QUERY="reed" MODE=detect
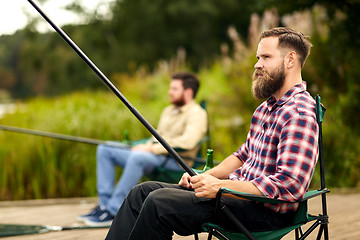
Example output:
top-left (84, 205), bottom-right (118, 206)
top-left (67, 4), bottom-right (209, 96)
top-left (0, 86), bottom-right (165, 200)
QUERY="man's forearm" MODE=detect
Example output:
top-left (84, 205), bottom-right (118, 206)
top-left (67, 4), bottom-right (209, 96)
top-left (205, 155), bottom-right (243, 179)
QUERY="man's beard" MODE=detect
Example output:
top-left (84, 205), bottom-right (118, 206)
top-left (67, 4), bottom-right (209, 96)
top-left (252, 63), bottom-right (285, 100)
top-left (171, 94), bottom-right (186, 107)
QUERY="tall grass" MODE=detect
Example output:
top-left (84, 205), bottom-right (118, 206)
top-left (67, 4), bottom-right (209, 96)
top-left (0, 73), bottom-right (170, 200)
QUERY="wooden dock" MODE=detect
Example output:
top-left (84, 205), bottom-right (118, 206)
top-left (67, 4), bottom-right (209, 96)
top-left (0, 192), bottom-right (359, 239)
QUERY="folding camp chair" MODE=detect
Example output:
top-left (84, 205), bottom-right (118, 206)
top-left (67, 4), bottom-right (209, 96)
top-left (129, 100), bottom-right (211, 183)
top-left (144, 100), bottom-right (211, 183)
top-left (197, 94), bottom-right (329, 240)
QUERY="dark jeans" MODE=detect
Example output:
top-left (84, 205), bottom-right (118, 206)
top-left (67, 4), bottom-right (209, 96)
top-left (105, 181), bottom-right (295, 240)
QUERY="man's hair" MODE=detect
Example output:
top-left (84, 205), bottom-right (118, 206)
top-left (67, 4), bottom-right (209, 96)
top-left (171, 72), bottom-right (200, 98)
top-left (260, 27), bottom-right (312, 67)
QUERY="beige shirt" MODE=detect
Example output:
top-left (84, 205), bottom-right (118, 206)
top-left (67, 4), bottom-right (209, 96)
top-left (148, 100), bottom-right (208, 165)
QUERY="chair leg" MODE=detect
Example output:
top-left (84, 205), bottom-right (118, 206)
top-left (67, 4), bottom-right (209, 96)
top-left (316, 224), bottom-right (329, 240)
top-left (194, 233), bottom-right (199, 240)
top-left (323, 224), bottom-right (329, 240)
top-left (207, 229), bottom-right (214, 240)
top-left (295, 228), bottom-right (299, 240)
top-left (316, 225), bottom-right (324, 240)
top-left (295, 226), bottom-right (304, 240)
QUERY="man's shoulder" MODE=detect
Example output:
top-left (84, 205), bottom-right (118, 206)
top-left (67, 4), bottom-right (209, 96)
top-left (292, 91), bottom-right (316, 115)
top-left (281, 91), bottom-right (316, 121)
top-left (182, 101), bottom-right (207, 112)
top-left (188, 102), bottom-right (208, 117)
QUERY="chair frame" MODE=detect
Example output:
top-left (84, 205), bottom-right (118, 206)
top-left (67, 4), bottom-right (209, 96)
top-left (199, 94), bottom-right (329, 240)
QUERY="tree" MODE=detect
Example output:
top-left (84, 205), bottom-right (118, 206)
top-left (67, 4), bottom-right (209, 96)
top-left (109, 0), bottom-right (254, 71)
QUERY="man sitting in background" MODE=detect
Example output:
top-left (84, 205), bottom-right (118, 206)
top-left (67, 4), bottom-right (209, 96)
top-left (78, 72), bottom-right (208, 227)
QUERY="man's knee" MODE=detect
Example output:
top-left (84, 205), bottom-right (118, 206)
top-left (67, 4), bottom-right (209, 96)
top-left (142, 186), bottom-right (187, 212)
top-left (129, 151), bottom-right (151, 163)
top-left (128, 152), bottom-right (159, 173)
top-left (142, 188), bottom-right (169, 212)
top-left (97, 144), bottom-right (111, 159)
top-left (131, 182), bottom-right (174, 199)
top-left (136, 181), bottom-right (164, 194)
top-left (124, 181), bottom-right (164, 206)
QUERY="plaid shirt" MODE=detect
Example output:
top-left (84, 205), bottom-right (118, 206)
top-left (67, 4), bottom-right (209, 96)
top-left (229, 81), bottom-right (319, 213)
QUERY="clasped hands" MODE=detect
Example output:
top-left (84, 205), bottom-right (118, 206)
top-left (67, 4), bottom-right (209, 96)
top-left (178, 172), bottom-right (221, 198)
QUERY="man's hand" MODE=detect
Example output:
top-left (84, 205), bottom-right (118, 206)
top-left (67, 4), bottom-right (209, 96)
top-left (190, 173), bottom-right (221, 198)
top-left (178, 172), bottom-right (192, 189)
top-left (178, 173), bottom-right (221, 198)
top-left (131, 144), bottom-right (152, 152)
top-left (179, 173), bottom-right (221, 198)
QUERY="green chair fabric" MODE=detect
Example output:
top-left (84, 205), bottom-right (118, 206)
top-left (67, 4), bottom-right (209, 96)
top-left (201, 188), bottom-right (328, 240)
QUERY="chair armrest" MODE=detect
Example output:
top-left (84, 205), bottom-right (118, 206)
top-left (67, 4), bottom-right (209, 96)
top-left (129, 138), bottom-right (150, 146)
top-left (303, 189), bottom-right (330, 201)
top-left (217, 188), bottom-right (330, 204)
top-left (218, 188), bottom-right (293, 204)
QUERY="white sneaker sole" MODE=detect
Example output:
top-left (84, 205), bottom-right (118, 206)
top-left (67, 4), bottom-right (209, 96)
top-left (84, 219), bottom-right (113, 227)
top-left (77, 216), bottom-right (91, 222)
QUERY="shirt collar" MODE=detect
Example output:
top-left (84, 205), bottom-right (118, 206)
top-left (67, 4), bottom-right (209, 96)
top-left (266, 81), bottom-right (307, 112)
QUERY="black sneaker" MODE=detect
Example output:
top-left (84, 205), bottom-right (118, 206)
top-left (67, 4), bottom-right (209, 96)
top-left (77, 205), bottom-right (104, 222)
top-left (84, 209), bottom-right (115, 227)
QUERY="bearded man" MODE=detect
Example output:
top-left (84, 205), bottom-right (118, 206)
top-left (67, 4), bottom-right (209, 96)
top-left (78, 72), bottom-right (208, 227)
top-left (106, 27), bottom-right (319, 240)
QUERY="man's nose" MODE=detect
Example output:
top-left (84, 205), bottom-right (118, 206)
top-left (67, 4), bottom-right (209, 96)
top-left (254, 60), bottom-right (262, 69)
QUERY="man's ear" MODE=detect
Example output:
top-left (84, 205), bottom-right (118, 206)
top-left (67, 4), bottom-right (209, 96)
top-left (286, 51), bottom-right (297, 69)
top-left (184, 88), bottom-right (194, 101)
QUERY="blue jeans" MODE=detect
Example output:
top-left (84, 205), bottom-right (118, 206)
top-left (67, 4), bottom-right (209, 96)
top-left (96, 144), bottom-right (183, 216)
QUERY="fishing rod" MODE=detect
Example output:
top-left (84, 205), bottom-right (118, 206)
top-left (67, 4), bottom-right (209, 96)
top-left (0, 124), bottom-right (216, 165)
top-left (27, 1), bottom-right (255, 238)
top-left (0, 124), bottom-right (128, 148)
top-left (0, 223), bottom-right (107, 237)
top-left (27, 0), bottom-right (195, 176)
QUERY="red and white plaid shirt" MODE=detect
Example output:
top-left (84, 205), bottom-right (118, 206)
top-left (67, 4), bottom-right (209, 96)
top-left (229, 81), bottom-right (319, 213)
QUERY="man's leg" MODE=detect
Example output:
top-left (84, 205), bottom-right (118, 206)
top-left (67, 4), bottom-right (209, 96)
top-left (96, 145), bottom-right (131, 208)
top-left (106, 181), bottom-right (215, 240)
top-left (162, 156), bottom-right (184, 171)
top-left (106, 181), bottom-right (297, 240)
top-left (105, 151), bottom-right (169, 216)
